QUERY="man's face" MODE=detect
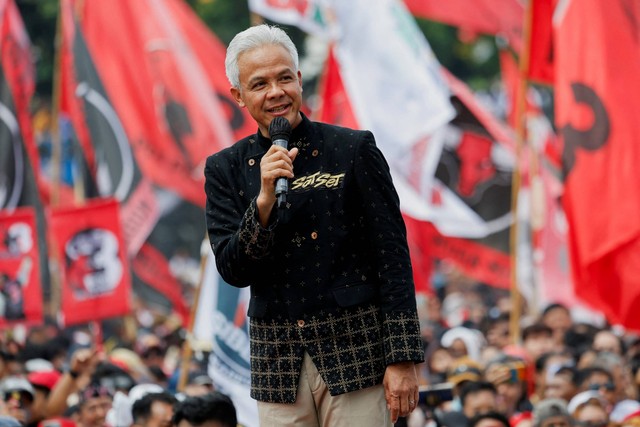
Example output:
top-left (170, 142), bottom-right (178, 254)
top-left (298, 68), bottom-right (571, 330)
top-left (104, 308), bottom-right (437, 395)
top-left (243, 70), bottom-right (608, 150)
top-left (143, 401), bottom-right (173, 427)
top-left (463, 390), bottom-right (497, 419)
top-left (230, 43), bottom-right (303, 137)
top-left (77, 396), bottom-right (112, 427)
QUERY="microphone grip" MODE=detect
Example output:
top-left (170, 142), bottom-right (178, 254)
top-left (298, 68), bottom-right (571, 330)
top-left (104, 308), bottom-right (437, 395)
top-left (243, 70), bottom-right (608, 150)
top-left (273, 138), bottom-right (288, 208)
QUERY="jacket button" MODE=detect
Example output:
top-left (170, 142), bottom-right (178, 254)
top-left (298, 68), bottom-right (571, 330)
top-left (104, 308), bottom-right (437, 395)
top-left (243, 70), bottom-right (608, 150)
top-left (312, 149), bottom-right (319, 157)
top-left (297, 319), bottom-right (305, 327)
top-left (311, 231), bottom-right (318, 239)
top-left (248, 159), bottom-right (255, 166)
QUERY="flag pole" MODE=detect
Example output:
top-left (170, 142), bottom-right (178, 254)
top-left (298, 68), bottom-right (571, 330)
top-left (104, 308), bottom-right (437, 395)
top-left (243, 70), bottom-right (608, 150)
top-left (508, 0), bottom-right (535, 345)
top-left (47, 2), bottom-right (65, 321)
top-left (176, 238), bottom-right (210, 392)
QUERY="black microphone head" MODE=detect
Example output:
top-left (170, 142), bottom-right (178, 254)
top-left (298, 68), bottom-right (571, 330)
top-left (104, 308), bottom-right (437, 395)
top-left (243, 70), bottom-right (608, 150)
top-left (269, 117), bottom-right (292, 141)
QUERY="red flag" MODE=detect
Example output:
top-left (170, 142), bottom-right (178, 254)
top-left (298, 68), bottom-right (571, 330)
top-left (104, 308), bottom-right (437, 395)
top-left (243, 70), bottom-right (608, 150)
top-left (0, 0), bottom-right (45, 209)
top-left (131, 243), bottom-right (189, 325)
top-left (58, 0), bottom-right (161, 257)
top-left (67, 0), bottom-right (254, 205)
top-left (313, 47), bottom-right (359, 129)
top-left (404, 0), bottom-right (524, 49)
top-left (527, 0), bottom-right (554, 84)
top-left (0, 208), bottom-right (43, 326)
top-left (50, 198), bottom-right (131, 325)
top-left (556, 0), bottom-right (640, 329)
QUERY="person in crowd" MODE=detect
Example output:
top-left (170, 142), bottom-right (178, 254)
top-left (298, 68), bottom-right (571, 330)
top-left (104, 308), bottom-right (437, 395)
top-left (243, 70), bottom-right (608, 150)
top-left (440, 326), bottom-right (486, 362)
top-left (0, 376), bottom-right (35, 426)
top-left (540, 304), bottom-right (573, 348)
top-left (422, 343), bottom-right (454, 385)
top-left (460, 381), bottom-right (499, 420)
top-left (610, 399), bottom-right (640, 426)
top-left (481, 312), bottom-right (511, 351)
top-left (27, 370), bottom-right (61, 427)
top-left (592, 329), bottom-right (624, 356)
top-left (575, 366), bottom-right (617, 412)
top-left (522, 324), bottom-right (555, 364)
top-left (568, 390), bottom-right (609, 426)
top-left (544, 366), bottom-right (578, 403)
top-left (484, 354), bottom-right (532, 421)
top-left (171, 392), bottom-right (237, 427)
top-left (447, 356), bottom-right (484, 405)
top-left (533, 350), bottom-right (575, 403)
top-left (531, 398), bottom-right (572, 427)
top-left (591, 351), bottom-right (637, 404)
top-left (182, 372), bottom-right (214, 398)
top-left (468, 411), bottom-right (511, 427)
top-left (71, 383), bottom-right (112, 427)
top-left (131, 392), bottom-right (176, 427)
top-left (204, 23), bottom-right (423, 426)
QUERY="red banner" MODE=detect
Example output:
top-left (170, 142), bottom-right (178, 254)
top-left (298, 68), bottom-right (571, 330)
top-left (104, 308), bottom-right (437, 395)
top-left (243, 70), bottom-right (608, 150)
top-left (527, 0), bottom-right (554, 84)
top-left (62, 0), bottom-right (255, 207)
top-left (50, 198), bottom-right (131, 325)
top-left (556, 0), bottom-right (640, 329)
top-left (404, 0), bottom-right (524, 49)
top-left (0, 208), bottom-right (43, 326)
top-left (0, 0), bottom-right (45, 209)
top-left (132, 243), bottom-right (189, 325)
top-left (313, 47), bottom-right (359, 130)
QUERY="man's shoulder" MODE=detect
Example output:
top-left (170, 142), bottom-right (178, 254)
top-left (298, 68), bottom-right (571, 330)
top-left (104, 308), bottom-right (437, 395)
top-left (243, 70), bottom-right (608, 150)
top-left (207, 134), bottom-right (257, 163)
top-left (312, 120), bottom-right (370, 138)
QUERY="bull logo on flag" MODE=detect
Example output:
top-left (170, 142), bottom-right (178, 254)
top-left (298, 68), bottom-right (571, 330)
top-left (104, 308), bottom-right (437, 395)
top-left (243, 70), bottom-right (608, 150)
top-left (64, 228), bottom-right (123, 300)
top-left (560, 82), bottom-right (610, 177)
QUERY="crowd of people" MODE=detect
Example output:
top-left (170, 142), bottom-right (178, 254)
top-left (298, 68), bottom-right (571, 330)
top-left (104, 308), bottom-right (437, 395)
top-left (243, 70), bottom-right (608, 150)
top-left (0, 314), bottom-right (238, 427)
top-left (1, 264), bottom-right (638, 427)
top-left (401, 265), bottom-right (640, 427)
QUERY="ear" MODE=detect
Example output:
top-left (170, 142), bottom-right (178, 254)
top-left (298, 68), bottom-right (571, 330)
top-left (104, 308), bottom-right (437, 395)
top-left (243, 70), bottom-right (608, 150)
top-left (230, 87), bottom-right (245, 108)
top-left (297, 70), bottom-right (303, 88)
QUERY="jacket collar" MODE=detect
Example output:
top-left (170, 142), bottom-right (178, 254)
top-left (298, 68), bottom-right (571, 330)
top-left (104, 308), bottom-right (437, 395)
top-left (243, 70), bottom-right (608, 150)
top-left (256, 112), bottom-right (313, 152)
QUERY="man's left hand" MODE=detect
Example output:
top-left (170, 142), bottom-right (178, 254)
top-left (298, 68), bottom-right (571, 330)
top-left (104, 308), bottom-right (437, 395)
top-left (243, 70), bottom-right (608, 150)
top-left (383, 361), bottom-right (419, 423)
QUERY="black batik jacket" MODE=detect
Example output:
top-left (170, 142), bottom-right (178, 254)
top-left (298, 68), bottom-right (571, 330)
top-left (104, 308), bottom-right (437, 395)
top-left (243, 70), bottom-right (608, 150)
top-left (205, 114), bottom-right (424, 403)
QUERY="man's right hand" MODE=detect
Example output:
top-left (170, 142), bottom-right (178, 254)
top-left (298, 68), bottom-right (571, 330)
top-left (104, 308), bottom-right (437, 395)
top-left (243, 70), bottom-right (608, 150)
top-left (256, 145), bottom-right (298, 226)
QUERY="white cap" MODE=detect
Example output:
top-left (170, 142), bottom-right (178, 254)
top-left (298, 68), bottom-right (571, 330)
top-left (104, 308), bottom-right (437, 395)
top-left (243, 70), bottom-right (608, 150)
top-left (567, 390), bottom-right (608, 415)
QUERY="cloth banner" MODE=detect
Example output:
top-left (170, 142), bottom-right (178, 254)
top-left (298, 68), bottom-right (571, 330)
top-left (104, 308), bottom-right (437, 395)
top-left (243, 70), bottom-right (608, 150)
top-left (0, 208), bottom-right (43, 326)
top-left (50, 198), bottom-right (131, 325)
top-left (555, 0), bottom-right (640, 329)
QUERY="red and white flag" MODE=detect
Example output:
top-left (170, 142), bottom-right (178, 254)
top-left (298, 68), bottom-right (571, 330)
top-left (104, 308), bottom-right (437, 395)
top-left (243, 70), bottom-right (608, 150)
top-left (49, 198), bottom-right (131, 326)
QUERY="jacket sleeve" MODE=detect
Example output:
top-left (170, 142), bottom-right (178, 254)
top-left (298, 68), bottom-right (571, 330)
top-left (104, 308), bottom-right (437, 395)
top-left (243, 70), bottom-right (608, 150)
top-left (204, 153), bottom-right (277, 287)
top-left (353, 131), bottom-right (424, 364)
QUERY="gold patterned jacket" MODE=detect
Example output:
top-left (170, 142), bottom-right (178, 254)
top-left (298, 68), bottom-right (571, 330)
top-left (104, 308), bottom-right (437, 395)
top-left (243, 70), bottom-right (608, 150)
top-left (205, 114), bottom-right (423, 403)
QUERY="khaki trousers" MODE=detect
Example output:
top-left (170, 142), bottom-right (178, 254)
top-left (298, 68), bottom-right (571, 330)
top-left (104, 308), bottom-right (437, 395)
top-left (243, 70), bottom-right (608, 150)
top-left (257, 352), bottom-right (392, 427)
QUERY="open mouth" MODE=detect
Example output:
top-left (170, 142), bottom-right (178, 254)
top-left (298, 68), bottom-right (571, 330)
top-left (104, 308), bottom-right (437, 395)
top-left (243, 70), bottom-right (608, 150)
top-left (269, 105), bottom-right (289, 114)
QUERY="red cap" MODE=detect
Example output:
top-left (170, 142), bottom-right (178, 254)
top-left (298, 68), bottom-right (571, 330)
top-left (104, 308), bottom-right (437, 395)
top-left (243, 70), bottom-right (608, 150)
top-left (28, 370), bottom-right (62, 391)
top-left (38, 417), bottom-right (76, 427)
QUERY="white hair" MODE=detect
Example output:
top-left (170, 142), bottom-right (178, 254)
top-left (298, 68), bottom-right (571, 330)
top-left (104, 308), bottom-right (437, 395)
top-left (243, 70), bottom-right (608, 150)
top-left (225, 24), bottom-right (299, 89)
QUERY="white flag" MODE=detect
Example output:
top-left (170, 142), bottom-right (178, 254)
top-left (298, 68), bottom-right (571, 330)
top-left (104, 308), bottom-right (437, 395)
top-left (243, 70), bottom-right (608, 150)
top-left (194, 246), bottom-right (258, 427)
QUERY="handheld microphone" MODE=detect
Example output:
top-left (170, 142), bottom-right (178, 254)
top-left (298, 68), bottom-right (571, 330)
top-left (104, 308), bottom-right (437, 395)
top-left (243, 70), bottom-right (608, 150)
top-left (268, 117), bottom-right (292, 208)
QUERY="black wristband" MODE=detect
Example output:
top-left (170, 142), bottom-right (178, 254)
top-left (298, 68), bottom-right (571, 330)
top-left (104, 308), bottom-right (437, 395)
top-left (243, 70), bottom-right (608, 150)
top-left (68, 370), bottom-right (80, 379)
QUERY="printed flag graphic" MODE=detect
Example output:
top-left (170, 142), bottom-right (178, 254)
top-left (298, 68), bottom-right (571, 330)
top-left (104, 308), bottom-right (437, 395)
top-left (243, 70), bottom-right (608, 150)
top-left (50, 198), bottom-right (131, 325)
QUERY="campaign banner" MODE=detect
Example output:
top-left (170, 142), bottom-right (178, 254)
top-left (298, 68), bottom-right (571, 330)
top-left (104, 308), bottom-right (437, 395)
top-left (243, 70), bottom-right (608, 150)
top-left (0, 207), bottom-right (43, 326)
top-left (49, 198), bottom-right (131, 325)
